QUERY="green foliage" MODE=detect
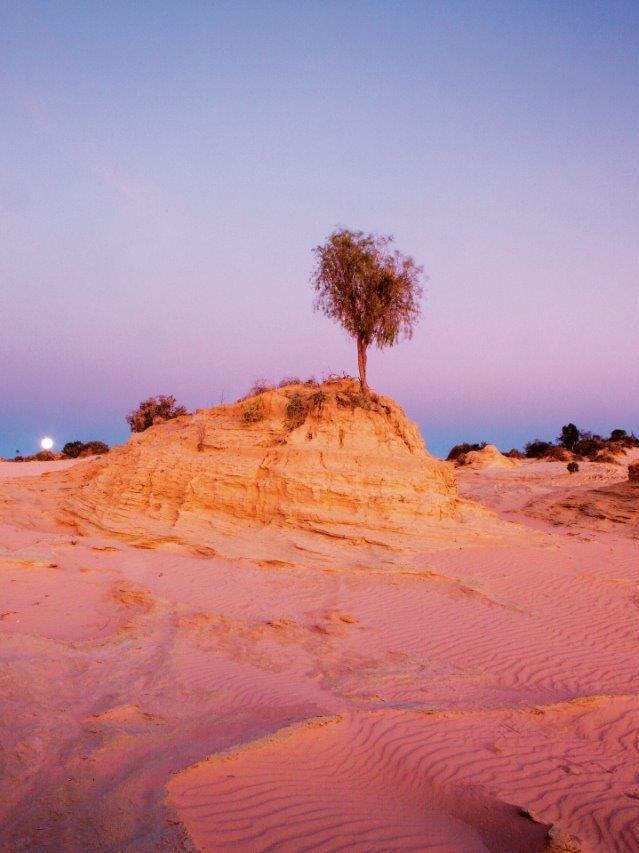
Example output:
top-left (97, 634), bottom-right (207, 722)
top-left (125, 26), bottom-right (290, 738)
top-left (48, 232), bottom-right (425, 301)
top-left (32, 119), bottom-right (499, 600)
top-left (312, 228), bottom-right (423, 388)
top-left (336, 387), bottom-right (373, 410)
top-left (558, 423), bottom-right (580, 450)
top-left (62, 441), bottom-right (84, 458)
top-left (524, 440), bottom-right (555, 459)
top-left (567, 461), bottom-right (579, 473)
top-left (610, 428), bottom-right (627, 442)
top-left (241, 399), bottom-right (264, 424)
top-left (127, 395), bottom-right (188, 433)
top-left (446, 442), bottom-right (487, 462)
top-left (285, 393), bottom-right (307, 428)
top-left (62, 440), bottom-right (109, 458)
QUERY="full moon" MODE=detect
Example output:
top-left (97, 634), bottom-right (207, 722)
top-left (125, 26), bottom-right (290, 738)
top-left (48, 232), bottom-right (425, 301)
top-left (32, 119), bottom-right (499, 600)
top-left (41, 437), bottom-right (54, 451)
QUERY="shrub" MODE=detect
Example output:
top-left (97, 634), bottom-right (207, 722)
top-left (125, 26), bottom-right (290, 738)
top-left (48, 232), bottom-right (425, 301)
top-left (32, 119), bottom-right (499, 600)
top-left (248, 378), bottom-right (272, 396)
top-left (572, 437), bottom-right (605, 459)
top-left (503, 448), bottom-right (523, 459)
top-left (524, 440), bottom-right (554, 459)
top-left (594, 451), bottom-right (618, 465)
top-left (544, 445), bottom-right (572, 461)
top-left (278, 376), bottom-right (302, 388)
top-left (610, 428), bottom-right (627, 442)
top-left (241, 399), bottom-right (264, 424)
top-left (308, 389), bottom-right (327, 412)
top-left (79, 441), bottom-right (109, 456)
top-left (34, 450), bottom-right (55, 462)
top-left (567, 461), bottom-right (579, 473)
top-left (285, 393), bottom-right (307, 428)
top-left (336, 388), bottom-right (372, 411)
top-left (446, 442), bottom-right (487, 462)
top-left (127, 395), bottom-right (187, 433)
top-left (62, 441), bottom-right (84, 458)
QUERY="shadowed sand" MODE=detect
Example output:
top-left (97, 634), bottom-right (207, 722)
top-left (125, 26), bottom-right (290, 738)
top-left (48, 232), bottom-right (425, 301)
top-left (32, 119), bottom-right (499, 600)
top-left (1, 398), bottom-right (638, 851)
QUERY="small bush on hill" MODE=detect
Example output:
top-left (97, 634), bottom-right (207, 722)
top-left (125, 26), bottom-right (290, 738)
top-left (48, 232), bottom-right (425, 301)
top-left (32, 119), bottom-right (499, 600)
top-left (79, 441), bottom-right (109, 456)
top-left (248, 378), bottom-right (272, 396)
top-left (127, 395), bottom-right (187, 433)
top-left (544, 445), bottom-right (572, 461)
top-left (567, 461), bottom-right (579, 473)
top-left (241, 398), bottom-right (264, 424)
top-left (62, 441), bottom-right (84, 458)
top-left (503, 448), bottom-right (523, 459)
top-left (572, 437), bottom-right (605, 459)
top-left (278, 376), bottom-right (302, 388)
top-left (336, 387), bottom-right (373, 411)
top-left (524, 440), bottom-right (554, 459)
top-left (285, 393), bottom-right (307, 428)
top-left (446, 442), bottom-right (487, 462)
top-left (63, 440), bottom-right (109, 457)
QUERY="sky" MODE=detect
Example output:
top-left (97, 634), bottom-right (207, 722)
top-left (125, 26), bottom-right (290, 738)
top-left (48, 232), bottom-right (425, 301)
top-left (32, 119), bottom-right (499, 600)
top-left (1, 0), bottom-right (638, 458)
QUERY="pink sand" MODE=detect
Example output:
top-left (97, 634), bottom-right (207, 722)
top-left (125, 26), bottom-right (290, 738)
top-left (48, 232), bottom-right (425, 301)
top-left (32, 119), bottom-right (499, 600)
top-left (1, 457), bottom-right (638, 850)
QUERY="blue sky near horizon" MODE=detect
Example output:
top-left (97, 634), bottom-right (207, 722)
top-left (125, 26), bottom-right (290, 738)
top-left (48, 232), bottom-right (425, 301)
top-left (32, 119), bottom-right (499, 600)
top-left (1, 1), bottom-right (638, 459)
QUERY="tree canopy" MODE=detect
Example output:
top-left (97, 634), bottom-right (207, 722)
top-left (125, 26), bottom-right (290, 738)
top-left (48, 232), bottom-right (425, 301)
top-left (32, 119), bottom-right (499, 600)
top-left (312, 228), bottom-right (423, 390)
top-left (126, 395), bottom-right (188, 433)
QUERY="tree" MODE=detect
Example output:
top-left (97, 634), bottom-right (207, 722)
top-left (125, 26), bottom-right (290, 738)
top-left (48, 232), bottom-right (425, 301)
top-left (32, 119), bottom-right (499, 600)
top-left (126, 395), bottom-right (187, 433)
top-left (558, 423), bottom-right (580, 450)
top-left (610, 428), bottom-right (627, 442)
top-left (62, 441), bottom-right (84, 458)
top-left (312, 228), bottom-right (423, 392)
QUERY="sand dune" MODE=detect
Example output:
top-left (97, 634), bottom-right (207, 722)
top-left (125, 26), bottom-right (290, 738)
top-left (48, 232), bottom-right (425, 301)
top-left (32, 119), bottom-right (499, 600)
top-left (1, 416), bottom-right (638, 851)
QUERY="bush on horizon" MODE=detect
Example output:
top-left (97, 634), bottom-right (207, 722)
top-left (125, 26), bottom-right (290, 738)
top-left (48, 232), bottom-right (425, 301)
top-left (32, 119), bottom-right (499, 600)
top-left (524, 439), bottom-right (555, 459)
top-left (127, 395), bottom-right (188, 433)
top-left (446, 442), bottom-right (487, 462)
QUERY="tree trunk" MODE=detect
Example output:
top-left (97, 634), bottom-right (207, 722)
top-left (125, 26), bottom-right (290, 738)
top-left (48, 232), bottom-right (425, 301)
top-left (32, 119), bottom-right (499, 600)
top-left (357, 336), bottom-right (368, 393)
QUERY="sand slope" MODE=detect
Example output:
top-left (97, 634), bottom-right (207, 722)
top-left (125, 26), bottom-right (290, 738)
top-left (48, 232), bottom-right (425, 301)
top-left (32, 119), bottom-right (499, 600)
top-left (1, 431), bottom-right (638, 850)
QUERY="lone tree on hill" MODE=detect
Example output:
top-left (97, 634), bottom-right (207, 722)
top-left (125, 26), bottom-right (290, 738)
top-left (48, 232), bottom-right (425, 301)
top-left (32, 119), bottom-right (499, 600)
top-left (126, 395), bottom-right (187, 433)
top-left (558, 423), bottom-right (580, 450)
top-left (312, 228), bottom-right (423, 392)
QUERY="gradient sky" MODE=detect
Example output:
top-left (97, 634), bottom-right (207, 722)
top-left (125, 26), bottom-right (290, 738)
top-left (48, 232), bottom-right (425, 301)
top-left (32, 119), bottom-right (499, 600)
top-left (1, 1), bottom-right (638, 459)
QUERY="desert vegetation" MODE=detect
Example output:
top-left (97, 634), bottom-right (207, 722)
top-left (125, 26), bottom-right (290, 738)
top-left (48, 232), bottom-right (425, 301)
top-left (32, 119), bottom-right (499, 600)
top-left (62, 440), bottom-right (109, 458)
top-left (448, 424), bottom-right (638, 465)
top-left (126, 395), bottom-right (188, 433)
top-left (447, 442), bottom-right (487, 462)
top-left (312, 228), bottom-right (423, 392)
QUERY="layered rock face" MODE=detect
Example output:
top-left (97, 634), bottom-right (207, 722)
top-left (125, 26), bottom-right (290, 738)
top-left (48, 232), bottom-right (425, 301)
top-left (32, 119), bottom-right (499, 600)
top-left (64, 381), bottom-right (459, 547)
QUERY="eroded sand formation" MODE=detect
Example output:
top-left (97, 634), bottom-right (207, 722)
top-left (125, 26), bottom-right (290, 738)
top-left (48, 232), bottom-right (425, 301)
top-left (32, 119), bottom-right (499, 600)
top-left (1, 391), bottom-right (639, 851)
top-left (454, 443), bottom-right (519, 469)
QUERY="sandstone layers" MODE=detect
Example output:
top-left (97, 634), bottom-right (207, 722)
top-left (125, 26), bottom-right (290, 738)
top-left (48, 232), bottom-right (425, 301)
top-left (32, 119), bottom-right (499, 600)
top-left (62, 381), bottom-right (461, 552)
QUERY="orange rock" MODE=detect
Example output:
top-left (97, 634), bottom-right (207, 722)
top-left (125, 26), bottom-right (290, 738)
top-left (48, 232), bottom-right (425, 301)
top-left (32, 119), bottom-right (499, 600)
top-left (63, 380), bottom-right (460, 548)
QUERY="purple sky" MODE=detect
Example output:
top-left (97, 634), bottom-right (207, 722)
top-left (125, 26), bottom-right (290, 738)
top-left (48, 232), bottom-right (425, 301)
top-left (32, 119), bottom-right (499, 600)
top-left (2, 1), bottom-right (638, 458)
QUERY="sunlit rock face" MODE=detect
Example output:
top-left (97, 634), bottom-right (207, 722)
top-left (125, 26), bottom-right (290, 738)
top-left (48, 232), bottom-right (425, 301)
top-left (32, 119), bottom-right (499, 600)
top-left (62, 380), bottom-right (459, 547)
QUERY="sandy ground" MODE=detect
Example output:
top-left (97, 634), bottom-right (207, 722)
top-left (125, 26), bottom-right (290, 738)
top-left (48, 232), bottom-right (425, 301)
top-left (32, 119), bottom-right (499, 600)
top-left (1, 456), bottom-right (638, 851)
